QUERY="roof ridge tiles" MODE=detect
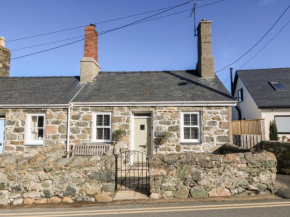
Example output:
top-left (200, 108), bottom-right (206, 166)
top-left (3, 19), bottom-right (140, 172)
top-left (237, 67), bottom-right (290, 72)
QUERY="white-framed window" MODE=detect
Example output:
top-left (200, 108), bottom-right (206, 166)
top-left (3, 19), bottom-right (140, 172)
top-left (275, 116), bottom-right (290, 134)
top-left (25, 114), bottom-right (45, 145)
top-left (238, 88), bottom-right (243, 102)
top-left (180, 112), bottom-right (201, 143)
top-left (92, 113), bottom-right (112, 142)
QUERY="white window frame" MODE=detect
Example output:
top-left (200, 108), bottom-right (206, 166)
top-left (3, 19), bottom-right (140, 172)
top-left (25, 114), bottom-right (45, 145)
top-left (92, 113), bottom-right (112, 143)
top-left (180, 112), bottom-right (201, 143)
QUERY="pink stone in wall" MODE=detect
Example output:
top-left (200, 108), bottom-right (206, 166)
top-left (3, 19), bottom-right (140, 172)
top-left (45, 126), bottom-right (58, 134)
top-left (208, 188), bottom-right (231, 197)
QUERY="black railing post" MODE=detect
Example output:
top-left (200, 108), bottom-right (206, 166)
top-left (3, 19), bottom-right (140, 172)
top-left (115, 153), bottom-right (118, 191)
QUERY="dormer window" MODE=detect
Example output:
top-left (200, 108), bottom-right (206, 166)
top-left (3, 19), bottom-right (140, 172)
top-left (269, 81), bottom-right (288, 91)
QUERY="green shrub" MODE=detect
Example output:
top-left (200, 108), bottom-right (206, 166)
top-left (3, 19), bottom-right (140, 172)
top-left (154, 131), bottom-right (172, 146)
top-left (112, 129), bottom-right (126, 144)
top-left (269, 120), bottom-right (278, 141)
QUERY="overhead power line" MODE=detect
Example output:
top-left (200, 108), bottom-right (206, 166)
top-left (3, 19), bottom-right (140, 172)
top-left (239, 19), bottom-right (290, 69)
top-left (6, 2), bottom-right (191, 43)
top-left (10, 1), bottom-right (192, 60)
top-left (10, 0), bottom-right (226, 52)
top-left (215, 4), bottom-right (290, 74)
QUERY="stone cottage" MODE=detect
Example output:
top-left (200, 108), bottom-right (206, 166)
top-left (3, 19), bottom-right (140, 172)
top-left (0, 20), bottom-right (236, 156)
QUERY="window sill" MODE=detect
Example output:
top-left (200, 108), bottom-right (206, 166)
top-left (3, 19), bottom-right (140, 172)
top-left (180, 141), bottom-right (201, 145)
top-left (24, 143), bottom-right (44, 146)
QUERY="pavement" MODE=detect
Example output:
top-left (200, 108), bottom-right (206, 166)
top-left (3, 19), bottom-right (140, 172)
top-left (0, 199), bottom-right (290, 217)
top-left (276, 174), bottom-right (290, 199)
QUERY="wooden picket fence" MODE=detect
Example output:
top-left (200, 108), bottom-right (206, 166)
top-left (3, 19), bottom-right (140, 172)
top-left (69, 143), bottom-right (110, 156)
top-left (232, 119), bottom-right (265, 149)
top-left (233, 135), bottom-right (262, 149)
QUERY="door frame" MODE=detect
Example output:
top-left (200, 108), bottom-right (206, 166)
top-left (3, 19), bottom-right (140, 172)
top-left (0, 117), bottom-right (5, 154)
top-left (130, 112), bottom-right (153, 155)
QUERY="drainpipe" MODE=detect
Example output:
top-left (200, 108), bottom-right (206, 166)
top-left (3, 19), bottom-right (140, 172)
top-left (230, 68), bottom-right (234, 95)
top-left (230, 68), bottom-right (242, 120)
top-left (66, 103), bottom-right (72, 155)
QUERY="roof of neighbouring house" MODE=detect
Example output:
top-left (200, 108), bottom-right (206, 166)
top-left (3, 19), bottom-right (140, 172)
top-left (72, 70), bottom-right (234, 103)
top-left (235, 68), bottom-right (290, 108)
top-left (0, 76), bottom-right (83, 105)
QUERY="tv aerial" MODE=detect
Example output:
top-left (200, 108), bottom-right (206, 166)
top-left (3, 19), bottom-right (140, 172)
top-left (190, 0), bottom-right (202, 37)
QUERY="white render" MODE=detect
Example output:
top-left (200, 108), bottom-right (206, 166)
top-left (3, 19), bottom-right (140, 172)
top-left (232, 77), bottom-right (261, 120)
top-left (233, 76), bottom-right (290, 140)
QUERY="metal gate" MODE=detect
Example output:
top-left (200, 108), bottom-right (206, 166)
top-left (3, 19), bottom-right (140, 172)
top-left (115, 150), bottom-right (149, 190)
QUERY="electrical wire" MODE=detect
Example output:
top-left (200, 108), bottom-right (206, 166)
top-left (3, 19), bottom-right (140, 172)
top-left (239, 19), bottom-right (290, 69)
top-left (6, 2), bottom-right (190, 43)
top-left (215, 4), bottom-right (290, 74)
top-left (9, 1), bottom-right (192, 60)
top-left (10, 0), bottom-right (226, 52)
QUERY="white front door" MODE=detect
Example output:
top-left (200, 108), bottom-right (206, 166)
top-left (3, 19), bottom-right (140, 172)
top-left (0, 119), bottom-right (5, 154)
top-left (134, 116), bottom-right (151, 155)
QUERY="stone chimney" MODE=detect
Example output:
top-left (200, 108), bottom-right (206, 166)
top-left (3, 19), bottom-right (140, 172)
top-left (80, 24), bottom-right (101, 83)
top-left (0, 37), bottom-right (11, 77)
top-left (197, 20), bottom-right (215, 78)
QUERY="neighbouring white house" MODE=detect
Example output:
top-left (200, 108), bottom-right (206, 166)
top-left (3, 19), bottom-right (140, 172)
top-left (232, 68), bottom-right (290, 141)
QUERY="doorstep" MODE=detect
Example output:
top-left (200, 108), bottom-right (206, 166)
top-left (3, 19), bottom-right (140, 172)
top-left (113, 189), bottom-right (149, 201)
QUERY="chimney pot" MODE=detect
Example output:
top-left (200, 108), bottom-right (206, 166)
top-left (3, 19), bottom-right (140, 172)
top-left (197, 20), bottom-right (215, 78)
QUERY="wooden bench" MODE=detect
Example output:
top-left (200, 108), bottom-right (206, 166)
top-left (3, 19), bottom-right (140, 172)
top-left (68, 143), bottom-right (111, 157)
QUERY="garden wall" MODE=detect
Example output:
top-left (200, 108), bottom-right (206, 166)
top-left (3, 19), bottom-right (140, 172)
top-left (149, 147), bottom-right (277, 199)
top-left (260, 141), bottom-right (290, 175)
top-left (0, 146), bottom-right (115, 206)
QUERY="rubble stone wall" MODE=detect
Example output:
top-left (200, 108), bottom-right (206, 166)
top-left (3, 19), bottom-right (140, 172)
top-left (149, 147), bottom-right (277, 199)
top-left (0, 148), bottom-right (115, 206)
top-left (260, 141), bottom-right (290, 175)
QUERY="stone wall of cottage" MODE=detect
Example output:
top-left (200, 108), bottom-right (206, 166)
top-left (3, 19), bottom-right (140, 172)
top-left (260, 141), bottom-right (290, 175)
top-left (0, 148), bottom-right (115, 206)
top-left (149, 147), bottom-right (277, 199)
top-left (0, 109), bottom-right (67, 155)
top-left (70, 106), bottom-right (231, 153)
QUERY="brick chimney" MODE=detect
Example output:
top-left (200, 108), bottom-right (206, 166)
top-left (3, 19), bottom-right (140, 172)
top-left (197, 20), bottom-right (215, 78)
top-left (80, 24), bottom-right (101, 83)
top-left (0, 37), bottom-right (11, 77)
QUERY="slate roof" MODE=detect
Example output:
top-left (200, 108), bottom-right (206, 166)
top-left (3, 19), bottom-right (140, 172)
top-left (236, 68), bottom-right (290, 108)
top-left (0, 76), bottom-right (82, 105)
top-left (72, 70), bottom-right (234, 102)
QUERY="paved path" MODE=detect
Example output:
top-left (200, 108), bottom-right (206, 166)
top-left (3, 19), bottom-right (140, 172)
top-left (277, 174), bottom-right (290, 188)
top-left (276, 174), bottom-right (290, 199)
top-left (1, 199), bottom-right (290, 217)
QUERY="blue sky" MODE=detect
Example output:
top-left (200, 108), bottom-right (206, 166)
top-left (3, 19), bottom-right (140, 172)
top-left (1, 0), bottom-right (290, 90)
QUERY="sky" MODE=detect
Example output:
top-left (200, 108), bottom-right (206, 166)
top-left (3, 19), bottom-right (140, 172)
top-left (1, 0), bottom-right (290, 91)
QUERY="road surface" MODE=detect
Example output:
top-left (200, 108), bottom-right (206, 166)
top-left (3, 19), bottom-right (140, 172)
top-left (1, 199), bottom-right (290, 217)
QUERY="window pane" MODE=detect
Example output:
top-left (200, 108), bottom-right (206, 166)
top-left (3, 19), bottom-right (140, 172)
top-left (31, 116), bottom-right (37, 128)
top-left (38, 129), bottom-right (44, 139)
top-left (97, 115), bottom-right (103, 126)
top-left (190, 127), bottom-right (198, 139)
top-left (38, 116), bottom-right (44, 128)
top-left (31, 128), bottom-right (38, 140)
top-left (97, 128), bottom-right (103, 140)
top-left (275, 117), bottom-right (290, 133)
top-left (184, 114), bottom-right (190, 126)
top-left (104, 115), bottom-right (110, 126)
top-left (103, 128), bottom-right (110, 140)
top-left (271, 82), bottom-right (287, 90)
top-left (191, 114), bottom-right (198, 125)
top-left (184, 127), bottom-right (190, 139)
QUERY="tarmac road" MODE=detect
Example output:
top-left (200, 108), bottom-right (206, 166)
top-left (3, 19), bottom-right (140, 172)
top-left (1, 199), bottom-right (290, 217)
